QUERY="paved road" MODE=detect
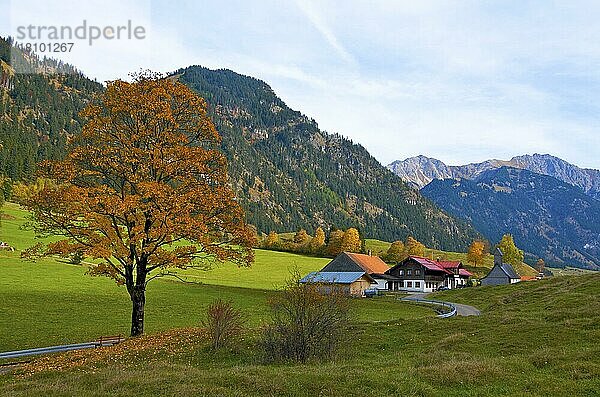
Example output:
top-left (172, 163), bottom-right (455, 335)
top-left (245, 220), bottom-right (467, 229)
top-left (402, 293), bottom-right (481, 317)
top-left (452, 302), bottom-right (481, 316)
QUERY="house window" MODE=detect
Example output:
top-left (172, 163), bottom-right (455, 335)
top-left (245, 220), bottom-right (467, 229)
top-left (415, 269), bottom-right (421, 275)
top-left (415, 282), bottom-right (420, 288)
top-left (407, 281), bottom-right (412, 288)
top-left (398, 281), bottom-right (403, 288)
top-left (407, 269), bottom-right (412, 276)
top-left (399, 270), bottom-right (404, 276)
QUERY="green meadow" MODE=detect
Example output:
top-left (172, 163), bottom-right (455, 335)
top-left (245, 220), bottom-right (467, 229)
top-left (0, 203), bottom-right (428, 351)
top-left (2, 270), bottom-right (599, 396)
top-left (1, 202), bottom-right (600, 396)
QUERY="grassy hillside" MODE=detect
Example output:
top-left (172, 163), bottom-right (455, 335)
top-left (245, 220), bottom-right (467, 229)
top-left (2, 274), bottom-right (599, 396)
top-left (366, 238), bottom-right (539, 278)
top-left (0, 203), bottom-right (429, 351)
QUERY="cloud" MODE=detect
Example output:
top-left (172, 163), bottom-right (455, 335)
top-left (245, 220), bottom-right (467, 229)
top-left (4, 0), bottom-right (599, 169)
top-left (293, 0), bottom-right (356, 65)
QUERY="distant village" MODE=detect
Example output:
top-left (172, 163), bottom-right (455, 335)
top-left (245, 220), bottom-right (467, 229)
top-left (301, 248), bottom-right (526, 297)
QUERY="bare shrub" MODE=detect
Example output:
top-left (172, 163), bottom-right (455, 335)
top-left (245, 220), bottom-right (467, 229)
top-left (203, 299), bottom-right (246, 350)
top-left (260, 272), bottom-right (351, 363)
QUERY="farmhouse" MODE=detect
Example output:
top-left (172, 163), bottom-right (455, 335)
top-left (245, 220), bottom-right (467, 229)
top-left (385, 256), bottom-right (472, 292)
top-left (319, 252), bottom-right (391, 290)
top-left (481, 248), bottom-right (521, 285)
top-left (299, 271), bottom-right (375, 296)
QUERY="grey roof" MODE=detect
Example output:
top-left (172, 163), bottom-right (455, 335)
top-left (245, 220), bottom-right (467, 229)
top-left (320, 253), bottom-right (364, 273)
top-left (500, 263), bottom-right (520, 279)
top-left (299, 271), bottom-right (367, 284)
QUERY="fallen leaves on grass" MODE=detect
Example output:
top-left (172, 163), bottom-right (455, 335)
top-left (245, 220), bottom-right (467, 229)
top-left (19, 328), bottom-right (207, 377)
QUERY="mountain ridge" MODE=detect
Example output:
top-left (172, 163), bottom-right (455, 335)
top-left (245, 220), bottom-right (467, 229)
top-left (388, 154), bottom-right (600, 200)
top-left (0, 39), bottom-right (481, 251)
top-left (421, 166), bottom-right (600, 269)
top-left (175, 65), bottom-right (480, 248)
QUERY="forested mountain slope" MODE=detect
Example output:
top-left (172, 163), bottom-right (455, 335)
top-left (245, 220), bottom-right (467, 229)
top-left (422, 167), bottom-right (600, 269)
top-left (175, 66), bottom-right (479, 248)
top-left (0, 37), bottom-right (102, 180)
top-left (0, 40), bottom-right (479, 250)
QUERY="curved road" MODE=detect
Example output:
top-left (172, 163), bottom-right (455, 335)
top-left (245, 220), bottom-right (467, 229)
top-left (402, 293), bottom-right (481, 316)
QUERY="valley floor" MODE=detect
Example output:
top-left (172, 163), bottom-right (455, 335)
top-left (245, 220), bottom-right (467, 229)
top-left (1, 202), bottom-right (599, 396)
top-left (1, 275), bottom-right (599, 396)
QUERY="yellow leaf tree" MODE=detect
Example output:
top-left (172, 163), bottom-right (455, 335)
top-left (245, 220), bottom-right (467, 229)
top-left (405, 236), bottom-right (426, 257)
top-left (308, 227), bottom-right (326, 254)
top-left (466, 239), bottom-right (487, 267)
top-left (385, 240), bottom-right (406, 263)
top-left (340, 228), bottom-right (362, 253)
top-left (293, 228), bottom-right (311, 246)
top-left (265, 231), bottom-right (279, 248)
top-left (326, 229), bottom-right (345, 257)
top-left (497, 234), bottom-right (524, 268)
top-left (23, 72), bottom-right (256, 336)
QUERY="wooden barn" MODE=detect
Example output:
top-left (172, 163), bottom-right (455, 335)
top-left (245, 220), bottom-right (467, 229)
top-left (319, 252), bottom-right (391, 290)
top-left (299, 271), bottom-right (375, 296)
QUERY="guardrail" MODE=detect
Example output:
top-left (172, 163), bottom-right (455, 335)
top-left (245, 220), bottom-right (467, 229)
top-left (0, 336), bottom-right (124, 360)
top-left (400, 297), bottom-right (457, 318)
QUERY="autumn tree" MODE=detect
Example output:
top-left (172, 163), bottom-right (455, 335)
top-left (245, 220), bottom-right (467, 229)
top-left (264, 231), bottom-right (279, 248)
top-left (497, 234), bottom-right (524, 268)
top-left (293, 228), bottom-right (311, 245)
top-left (326, 229), bottom-right (345, 257)
top-left (308, 227), bottom-right (326, 254)
top-left (339, 228), bottom-right (361, 253)
top-left (466, 239), bottom-right (487, 267)
top-left (385, 240), bottom-right (405, 263)
top-left (23, 73), bottom-right (255, 336)
top-left (405, 236), bottom-right (426, 257)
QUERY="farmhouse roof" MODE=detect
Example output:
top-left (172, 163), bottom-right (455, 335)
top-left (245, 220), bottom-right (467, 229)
top-left (344, 252), bottom-right (390, 274)
top-left (500, 263), bottom-right (520, 279)
top-left (299, 271), bottom-right (373, 284)
top-left (436, 260), bottom-right (462, 269)
top-left (407, 256), bottom-right (453, 274)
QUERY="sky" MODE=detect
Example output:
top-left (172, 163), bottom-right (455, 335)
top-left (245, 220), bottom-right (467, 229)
top-left (2, 0), bottom-right (600, 169)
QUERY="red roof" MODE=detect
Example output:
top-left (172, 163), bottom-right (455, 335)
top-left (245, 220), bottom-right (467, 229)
top-left (407, 256), bottom-right (471, 277)
top-left (345, 252), bottom-right (390, 274)
top-left (408, 256), bottom-right (452, 274)
top-left (437, 261), bottom-right (462, 269)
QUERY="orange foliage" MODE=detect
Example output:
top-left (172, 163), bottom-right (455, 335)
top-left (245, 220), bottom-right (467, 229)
top-left (23, 71), bottom-right (255, 335)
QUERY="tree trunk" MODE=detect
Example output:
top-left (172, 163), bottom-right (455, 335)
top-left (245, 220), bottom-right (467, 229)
top-left (130, 287), bottom-right (146, 337)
